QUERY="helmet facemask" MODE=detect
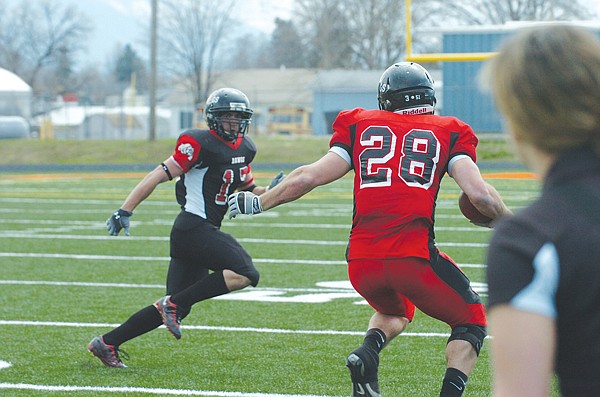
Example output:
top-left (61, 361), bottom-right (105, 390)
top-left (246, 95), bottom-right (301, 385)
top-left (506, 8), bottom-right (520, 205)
top-left (207, 110), bottom-right (252, 141)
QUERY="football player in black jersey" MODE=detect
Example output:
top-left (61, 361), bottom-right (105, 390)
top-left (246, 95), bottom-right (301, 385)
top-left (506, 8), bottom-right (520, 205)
top-left (88, 88), bottom-right (284, 368)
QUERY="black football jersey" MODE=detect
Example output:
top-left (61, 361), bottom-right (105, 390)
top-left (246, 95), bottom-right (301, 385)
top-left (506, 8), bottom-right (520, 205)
top-left (170, 129), bottom-right (257, 227)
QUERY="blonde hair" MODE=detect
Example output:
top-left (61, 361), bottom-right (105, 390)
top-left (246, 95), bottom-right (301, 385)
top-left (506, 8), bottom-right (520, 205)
top-left (480, 25), bottom-right (600, 154)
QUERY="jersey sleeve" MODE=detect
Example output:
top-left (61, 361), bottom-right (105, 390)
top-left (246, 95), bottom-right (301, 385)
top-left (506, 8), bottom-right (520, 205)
top-left (238, 164), bottom-right (256, 191)
top-left (330, 109), bottom-right (364, 168)
top-left (449, 118), bottom-right (478, 163)
top-left (172, 133), bottom-right (201, 172)
top-left (486, 217), bottom-right (550, 313)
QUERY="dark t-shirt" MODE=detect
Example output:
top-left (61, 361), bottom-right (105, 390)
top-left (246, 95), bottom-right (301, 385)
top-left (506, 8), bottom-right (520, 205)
top-left (487, 147), bottom-right (600, 396)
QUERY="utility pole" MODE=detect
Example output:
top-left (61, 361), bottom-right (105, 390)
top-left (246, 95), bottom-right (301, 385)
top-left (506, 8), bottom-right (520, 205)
top-left (148, 0), bottom-right (158, 141)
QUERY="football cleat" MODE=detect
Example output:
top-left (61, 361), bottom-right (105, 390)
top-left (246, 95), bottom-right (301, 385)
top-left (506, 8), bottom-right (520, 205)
top-left (88, 336), bottom-right (128, 368)
top-left (154, 295), bottom-right (182, 339)
top-left (346, 345), bottom-right (381, 397)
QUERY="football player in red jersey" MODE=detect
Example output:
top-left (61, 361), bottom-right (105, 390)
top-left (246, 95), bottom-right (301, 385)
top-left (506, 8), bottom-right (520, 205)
top-left (229, 63), bottom-right (511, 397)
top-left (88, 88), bottom-right (284, 368)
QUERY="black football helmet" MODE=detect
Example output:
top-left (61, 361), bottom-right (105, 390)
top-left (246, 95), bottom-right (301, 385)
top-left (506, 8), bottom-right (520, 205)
top-left (205, 88), bottom-right (253, 141)
top-left (377, 62), bottom-right (436, 114)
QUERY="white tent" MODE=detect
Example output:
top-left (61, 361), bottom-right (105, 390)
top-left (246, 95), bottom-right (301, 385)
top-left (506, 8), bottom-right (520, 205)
top-left (0, 68), bottom-right (32, 138)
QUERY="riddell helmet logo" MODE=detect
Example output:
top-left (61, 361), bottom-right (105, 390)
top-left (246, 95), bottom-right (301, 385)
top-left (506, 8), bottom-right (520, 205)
top-left (397, 105), bottom-right (434, 115)
top-left (178, 143), bottom-right (194, 160)
top-left (229, 102), bottom-right (247, 111)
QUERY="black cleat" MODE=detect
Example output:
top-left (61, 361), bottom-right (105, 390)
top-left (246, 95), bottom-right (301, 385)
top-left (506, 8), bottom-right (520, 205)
top-left (88, 336), bottom-right (128, 368)
top-left (346, 345), bottom-right (381, 397)
top-left (154, 295), bottom-right (182, 339)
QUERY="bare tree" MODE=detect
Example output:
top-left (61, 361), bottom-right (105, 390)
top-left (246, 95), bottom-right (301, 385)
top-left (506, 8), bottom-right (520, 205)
top-left (291, 0), bottom-right (430, 70)
top-left (158, 0), bottom-right (234, 106)
top-left (225, 32), bottom-right (271, 69)
top-left (342, 0), bottom-right (406, 69)
top-left (293, 0), bottom-right (353, 69)
top-left (269, 18), bottom-right (308, 68)
top-left (0, 0), bottom-right (90, 91)
top-left (424, 0), bottom-right (596, 25)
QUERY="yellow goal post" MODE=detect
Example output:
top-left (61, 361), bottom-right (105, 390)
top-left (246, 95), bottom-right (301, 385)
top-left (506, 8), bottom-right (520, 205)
top-left (404, 0), bottom-right (498, 62)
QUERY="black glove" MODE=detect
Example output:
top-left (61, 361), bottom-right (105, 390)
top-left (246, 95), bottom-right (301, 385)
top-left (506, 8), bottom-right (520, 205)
top-left (106, 209), bottom-right (133, 236)
top-left (228, 191), bottom-right (263, 219)
top-left (266, 171), bottom-right (285, 190)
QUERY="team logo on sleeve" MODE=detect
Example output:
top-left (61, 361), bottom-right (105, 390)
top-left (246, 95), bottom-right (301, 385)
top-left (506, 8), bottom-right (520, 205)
top-left (178, 143), bottom-right (194, 160)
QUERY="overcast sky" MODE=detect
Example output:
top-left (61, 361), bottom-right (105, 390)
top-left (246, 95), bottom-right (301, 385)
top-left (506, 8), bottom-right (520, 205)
top-left (2, 0), bottom-right (294, 67)
top-left (5, 0), bottom-right (600, 67)
top-left (80, 0), bottom-right (294, 66)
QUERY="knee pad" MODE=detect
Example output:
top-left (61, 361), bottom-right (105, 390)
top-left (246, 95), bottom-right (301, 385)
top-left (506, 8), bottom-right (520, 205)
top-left (447, 324), bottom-right (487, 356)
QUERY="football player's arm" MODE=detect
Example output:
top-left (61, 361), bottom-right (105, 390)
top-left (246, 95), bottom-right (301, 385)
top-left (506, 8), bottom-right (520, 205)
top-left (107, 158), bottom-right (183, 236)
top-left (450, 157), bottom-right (512, 222)
top-left (228, 152), bottom-right (350, 217)
top-left (259, 152), bottom-right (350, 210)
top-left (489, 306), bottom-right (555, 397)
top-left (120, 157), bottom-right (183, 213)
top-left (247, 171), bottom-right (286, 196)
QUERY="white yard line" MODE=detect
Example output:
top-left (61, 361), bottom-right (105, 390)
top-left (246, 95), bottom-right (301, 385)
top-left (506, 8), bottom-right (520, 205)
top-left (0, 383), bottom-right (347, 397)
top-left (0, 251), bottom-right (486, 267)
top-left (0, 232), bottom-right (490, 247)
top-left (0, 218), bottom-right (492, 232)
top-left (0, 319), bottom-right (449, 338)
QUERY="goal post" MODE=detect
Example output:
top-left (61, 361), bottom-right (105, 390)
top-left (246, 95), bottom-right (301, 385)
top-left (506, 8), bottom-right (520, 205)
top-left (404, 0), bottom-right (498, 62)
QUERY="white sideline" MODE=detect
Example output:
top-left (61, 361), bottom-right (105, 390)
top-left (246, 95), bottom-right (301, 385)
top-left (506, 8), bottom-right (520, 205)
top-left (0, 320), bottom-right (450, 338)
top-left (0, 217), bottom-right (492, 232)
top-left (0, 232), bottom-right (491, 247)
top-left (0, 252), bottom-right (487, 268)
top-left (0, 383), bottom-right (346, 397)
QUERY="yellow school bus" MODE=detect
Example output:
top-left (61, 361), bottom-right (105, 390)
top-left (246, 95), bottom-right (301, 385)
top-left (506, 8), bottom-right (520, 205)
top-left (265, 106), bottom-right (312, 135)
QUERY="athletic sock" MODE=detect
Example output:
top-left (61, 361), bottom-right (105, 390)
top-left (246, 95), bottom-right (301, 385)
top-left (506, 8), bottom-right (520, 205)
top-left (440, 367), bottom-right (468, 397)
top-left (170, 270), bottom-right (229, 308)
top-left (103, 305), bottom-right (162, 347)
top-left (363, 328), bottom-right (387, 353)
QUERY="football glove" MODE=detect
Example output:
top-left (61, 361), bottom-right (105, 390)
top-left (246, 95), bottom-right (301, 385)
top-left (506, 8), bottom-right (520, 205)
top-left (266, 171), bottom-right (285, 191)
top-left (106, 208), bottom-right (133, 236)
top-left (228, 191), bottom-right (263, 219)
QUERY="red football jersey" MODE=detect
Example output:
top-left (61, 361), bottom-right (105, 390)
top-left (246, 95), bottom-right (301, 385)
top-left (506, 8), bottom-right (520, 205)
top-left (330, 108), bottom-right (478, 260)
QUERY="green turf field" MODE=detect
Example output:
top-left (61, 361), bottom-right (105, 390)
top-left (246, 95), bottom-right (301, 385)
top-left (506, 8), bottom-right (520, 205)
top-left (0, 168), bottom-right (554, 396)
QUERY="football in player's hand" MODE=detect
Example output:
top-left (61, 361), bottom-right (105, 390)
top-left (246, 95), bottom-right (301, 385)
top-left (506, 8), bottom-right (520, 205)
top-left (458, 192), bottom-right (492, 224)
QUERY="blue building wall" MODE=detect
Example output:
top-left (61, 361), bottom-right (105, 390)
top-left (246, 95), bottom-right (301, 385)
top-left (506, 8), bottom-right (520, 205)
top-left (312, 91), bottom-right (377, 135)
top-left (443, 26), bottom-right (600, 133)
top-left (443, 31), bottom-right (510, 132)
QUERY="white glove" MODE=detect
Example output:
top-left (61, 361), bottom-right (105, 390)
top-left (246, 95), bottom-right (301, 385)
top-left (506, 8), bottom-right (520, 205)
top-left (228, 191), bottom-right (263, 219)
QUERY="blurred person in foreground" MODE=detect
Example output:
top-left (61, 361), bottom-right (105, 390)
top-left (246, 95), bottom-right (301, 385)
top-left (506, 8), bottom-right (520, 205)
top-left (482, 25), bottom-right (600, 397)
top-left (87, 88), bottom-right (284, 368)
top-left (228, 62), bottom-right (511, 397)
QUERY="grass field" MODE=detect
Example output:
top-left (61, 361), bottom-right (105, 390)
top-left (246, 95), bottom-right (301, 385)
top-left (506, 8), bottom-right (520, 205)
top-left (0, 135), bottom-right (516, 166)
top-left (0, 167), bottom-right (547, 396)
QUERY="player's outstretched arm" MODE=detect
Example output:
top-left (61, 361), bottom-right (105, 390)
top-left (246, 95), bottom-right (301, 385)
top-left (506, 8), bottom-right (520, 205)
top-left (106, 158), bottom-right (183, 236)
top-left (228, 152), bottom-right (350, 218)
